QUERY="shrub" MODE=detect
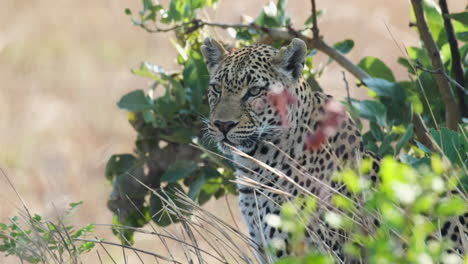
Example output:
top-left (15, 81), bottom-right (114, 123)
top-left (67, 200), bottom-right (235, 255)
top-left (104, 0), bottom-right (467, 262)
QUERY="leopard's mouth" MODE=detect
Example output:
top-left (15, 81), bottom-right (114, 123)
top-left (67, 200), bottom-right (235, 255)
top-left (221, 137), bottom-right (235, 145)
top-left (216, 136), bottom-right (257, 155)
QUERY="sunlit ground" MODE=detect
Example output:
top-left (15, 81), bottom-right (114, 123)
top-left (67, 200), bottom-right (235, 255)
top-left (0, 0), bottom-right (464, 263)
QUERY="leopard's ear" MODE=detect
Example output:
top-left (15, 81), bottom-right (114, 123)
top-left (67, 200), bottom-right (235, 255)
top-left (272, 38), bottom-right (307, 80)
top-left (201, 38), bottom-right (227, 75)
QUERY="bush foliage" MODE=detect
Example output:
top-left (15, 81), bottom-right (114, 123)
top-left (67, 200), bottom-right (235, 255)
top-left (107, 0), bottom-right (467, 249)
top-left (4, 0), bottom-right (466, 263)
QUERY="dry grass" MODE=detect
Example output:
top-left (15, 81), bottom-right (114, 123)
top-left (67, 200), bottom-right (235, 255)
top-left (0, 0), bottom-right (464, 263)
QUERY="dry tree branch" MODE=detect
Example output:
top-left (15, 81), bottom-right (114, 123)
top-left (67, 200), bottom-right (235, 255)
top-left (138, 2), bottom-right (445, 152)
top-left (438, 0), bottom-right (467, 118)
top-left (410, 0), bottom-right (461, 130)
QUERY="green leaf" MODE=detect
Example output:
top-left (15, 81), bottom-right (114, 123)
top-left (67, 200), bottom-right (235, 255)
top-left (421, 0), bottom-right (447, 47)
top-left (124, 8), bottom-right (132, 15)
top-left (304, 10), bottom-right (323, 27)
top-left (79, 241), bottom-right (95, 252)
top-left (69, 201), bottom-right (84, 209)
top-left (154, 93), bottom-right (178, 119)
top-left (415, 140), bottom-right (432, 153)
top-left (351, 99), bottom-right (387, 127)
top-left (362, 78), bottom-right (406, 102)
top-left (150, 183), bottom-right (187, 227)
top-left (255, 0), bottom-right (290, 28)
top-left (370, 121), bottom-right (385, 142)
top-left (456, 31), bottom-right (468, 41)
top-left (435, 196), bottom-right (467, 216)
top-left (110, 169), bottom-right (146, 199)
top-left (117, 90), bottom-right (153, 111)
top-left (378, 133), bottom-right (398, 156)
top-left (105, 154), bottom-right (138, 181)
top-left (235, 29), bottom-right (255, 41)
top-left (448, 11), bottom-right (468, 26)
top-left (188, 173), bottom-right (206, 200)
top-left (183, 50), bottom-right (209, 112)
top-left (429, 127), bottom-right (463, 165)
top-left (395, 124), bottom-right (414, 153)
top-left (111, 209), bottom-right (149, 245)
top-left (161, 161), bottom-right (198, 182)
top-left (160, 128), bottom-right (194, 144)
top-left (131, 62), bottom-right (167, 81)
top-left (333, 39), bottom-right (354, 55)
top-left (276, 257), bottom-right (301, 264)
top-left (358, 56), bottom-right (395, 82)
top-left (397, 57), bottom-right (416, 75)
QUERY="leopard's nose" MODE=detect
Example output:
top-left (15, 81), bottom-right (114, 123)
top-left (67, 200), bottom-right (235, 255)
top-left (214, 120), bottom-right (238, 134)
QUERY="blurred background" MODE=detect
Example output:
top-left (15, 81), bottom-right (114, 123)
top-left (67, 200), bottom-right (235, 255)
top-left (0, 0), bottom-right (464, 263)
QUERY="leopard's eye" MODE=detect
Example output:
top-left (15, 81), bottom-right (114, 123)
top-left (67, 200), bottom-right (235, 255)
top-left (248, 86), bottom-right (262, 97)
top-left (210, 84), bottom-right (222, 94)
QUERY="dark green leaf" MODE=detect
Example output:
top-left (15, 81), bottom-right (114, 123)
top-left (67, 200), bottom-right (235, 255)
top-left (362, 78), bottom-right (406, 102)
top-left (105, 154), bottom-right (138, 181)
top-left (400, 154), bottom-right (430, 168)
top-left (183, 50), bottom-right (209, 112)
top-left (142, 109), bottom-right (156, 125)
top-left (150, 183), bottom-right (188, 227)
top-left (351, 99), bottom-right (387, 127)
top-left (154, 92), bottom-right (179, 118)
top-left (160, 128), bottom-right (195, 144)
top-left (333, 39), bottom-right (354, 55)
top-left (369, 121), bottom-right (384, 141)
top-left (448, 11), bottom-right (468, 26)
top-left (395, 124), bottom-right (414, 154)
top-left (236, 29), bottom-right (254, 41)
top-left (397, 57), bottom-right (416, 75)
top-left (188, 172), bottom-right (205, 200)
top-left (117, 90), bottom-right (153, 111)
top-left (110, 169), bottom-right (146, 199)
top-left (456, 31), bottom-right (468, 41)
top-left (161, 161), bottom-right (198, 182)
top-left (378, 133), bottom-right (398, 156)
top-left (430, 127), bottom-right (464, 166)
top-left (415, 140), bottom-right (432, 153)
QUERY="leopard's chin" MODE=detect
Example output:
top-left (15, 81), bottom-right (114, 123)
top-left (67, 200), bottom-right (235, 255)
top-left (217, 139), bottom-right (258, 156)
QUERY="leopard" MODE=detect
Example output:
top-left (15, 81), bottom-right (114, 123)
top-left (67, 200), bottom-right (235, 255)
top-left (201, 37), bottom-right (467, 263)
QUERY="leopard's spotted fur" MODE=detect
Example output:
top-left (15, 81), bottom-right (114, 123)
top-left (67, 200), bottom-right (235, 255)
top-left (201, 38), bottom-right (467, 263)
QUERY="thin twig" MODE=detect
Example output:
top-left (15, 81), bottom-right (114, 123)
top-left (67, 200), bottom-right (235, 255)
top-left (224, 195), bottom-right (241, 231)
top-left (415, 63), bottom-right (467, 94)
top-left (96, 250), bottom-right (103, 264)
top-left (139, 18), bottom-right (368, 83)
top-left (75, 238), bottom-right (184, 264)
top-left (94, 236), bottom-right (118, 264)
top-left (342, 71), bottom-right (352, 108)
top-left (310, 0), bottom-right (319, 38)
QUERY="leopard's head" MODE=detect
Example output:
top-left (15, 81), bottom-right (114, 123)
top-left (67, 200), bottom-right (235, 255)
top-left (201, 38), bottom-right (307, 154)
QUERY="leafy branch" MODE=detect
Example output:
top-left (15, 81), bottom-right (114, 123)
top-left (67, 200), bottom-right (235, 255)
top-left (135, 0), bottom-right (445, 153)
top-left (410, 0), bottom-right (461, 130)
